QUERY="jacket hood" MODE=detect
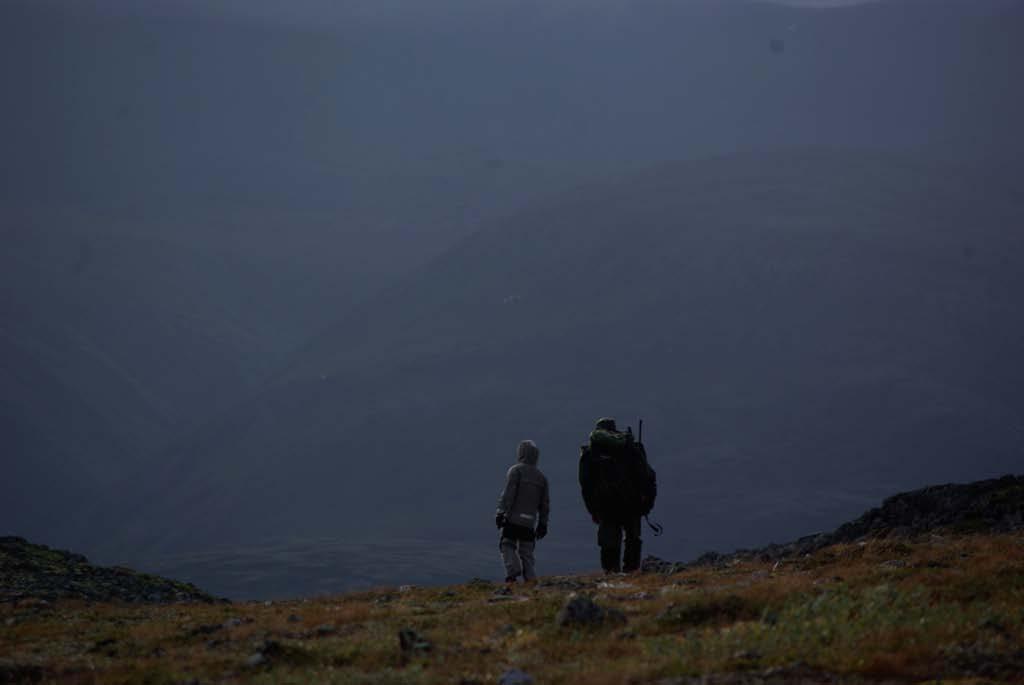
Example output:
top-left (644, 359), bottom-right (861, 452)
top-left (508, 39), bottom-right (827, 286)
top-left (517, 440), bottom-right (540, 465)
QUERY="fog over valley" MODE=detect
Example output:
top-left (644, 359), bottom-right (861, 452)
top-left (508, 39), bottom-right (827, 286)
top-left (2, 0), bottom-right (1022, 598)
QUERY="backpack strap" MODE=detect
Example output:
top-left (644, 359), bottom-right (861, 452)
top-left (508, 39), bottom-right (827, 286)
top-left (644, 515), bottom-right (664, 537)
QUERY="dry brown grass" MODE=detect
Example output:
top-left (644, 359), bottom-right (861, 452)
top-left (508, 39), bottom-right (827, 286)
top-left (2, 534), bottom-right (1023, 684)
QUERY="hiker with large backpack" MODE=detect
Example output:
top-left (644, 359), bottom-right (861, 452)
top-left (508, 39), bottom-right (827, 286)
top-left (578, 417), bottom-right (658, 573)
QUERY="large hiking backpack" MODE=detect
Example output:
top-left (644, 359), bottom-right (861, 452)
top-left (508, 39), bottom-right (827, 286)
top-left (582, 428), bottom-right (657, 516)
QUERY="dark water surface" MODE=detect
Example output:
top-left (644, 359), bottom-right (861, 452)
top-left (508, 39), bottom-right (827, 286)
top-left (129, 537), bottom-right (599, 600)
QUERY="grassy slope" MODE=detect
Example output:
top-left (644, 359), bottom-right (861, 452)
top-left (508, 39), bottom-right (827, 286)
top-left (2, 534), bottom-right (1022, 684)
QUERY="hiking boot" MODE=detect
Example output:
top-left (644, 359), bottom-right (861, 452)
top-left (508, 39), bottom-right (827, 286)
top-left (505, 575), bottom-right (518, 584)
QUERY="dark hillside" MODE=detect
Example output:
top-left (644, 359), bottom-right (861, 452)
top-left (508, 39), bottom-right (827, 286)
top-left (0, 537), bottom-right (216, 604)
top-left (646, 474), bottom-right (1024, 572)
top-left (828, 474), bottom-right (1024, 541)
top-left (117, 149), bottom-right (1024, 579)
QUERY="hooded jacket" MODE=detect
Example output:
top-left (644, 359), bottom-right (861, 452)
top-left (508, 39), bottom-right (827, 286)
top-left (496, 440), bottom-right (550, 531)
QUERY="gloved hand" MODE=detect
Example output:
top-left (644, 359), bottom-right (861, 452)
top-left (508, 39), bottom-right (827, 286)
top-left (536, 523), bottom-right (548, 540)
top-left (495, 513), bottom-right (507, 529)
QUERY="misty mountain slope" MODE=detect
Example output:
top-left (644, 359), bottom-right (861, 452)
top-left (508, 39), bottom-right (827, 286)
top-left (0, 336), bottom-right (134, 544)
top-left (1, 223), bottom-right (279, 423)
top-left (118, 148), bottom-right (1024, 566)
top-left (0, 217), bottom-right (372, 547)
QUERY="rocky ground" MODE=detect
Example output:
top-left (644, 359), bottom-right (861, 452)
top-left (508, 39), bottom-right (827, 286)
top-left (0, 537), bottom-right (219, 605)
top-left (1, 476), bottom-right (1022, 684)
top-left (644, 475), bottom-right (1024, 573)
top-left (2, 533), bottom-right (1023, 684)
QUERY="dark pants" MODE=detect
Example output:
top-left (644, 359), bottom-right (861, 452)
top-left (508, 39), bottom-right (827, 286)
top-left (597, 516), bottom-right (642, 572)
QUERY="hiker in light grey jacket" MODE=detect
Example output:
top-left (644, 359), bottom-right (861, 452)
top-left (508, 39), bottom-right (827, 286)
top-left (495, 440), bottom-right (550, 583)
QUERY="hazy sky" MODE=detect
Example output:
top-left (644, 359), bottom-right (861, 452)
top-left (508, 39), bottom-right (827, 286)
top-left (764, 0), bottom-right (880, 6)
top-left (60, 0), bottom-right (886, 28)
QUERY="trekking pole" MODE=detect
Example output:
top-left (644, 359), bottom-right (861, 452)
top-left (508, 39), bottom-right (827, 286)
top-left (638, 418), bottom-right (643, 444)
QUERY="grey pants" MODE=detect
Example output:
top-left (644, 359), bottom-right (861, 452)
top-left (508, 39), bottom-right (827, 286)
top-left (500, 536), bottom-right (536, 580)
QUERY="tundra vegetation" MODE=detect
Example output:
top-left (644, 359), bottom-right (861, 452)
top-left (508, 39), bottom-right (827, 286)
top-left (2, 533), bottom-right (1022, 684)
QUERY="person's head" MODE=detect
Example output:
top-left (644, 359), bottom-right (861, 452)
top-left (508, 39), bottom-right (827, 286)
top-left (517, 440), bottom-right (540, 465)
top-left (595, 417), bottom-right (617, 431)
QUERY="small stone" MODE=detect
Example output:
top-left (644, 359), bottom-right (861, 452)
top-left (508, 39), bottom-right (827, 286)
top-left (257, 640), bottom-right (282, 655)
top-left (223, 618), bottom-right (242, 629)
top-left (556, 596), bottom-right (626, 627)
top-left (89, 637), bottom-right (117, 654)
top-left (498, 668), bottom-right (535, 685)
top-left (399, 585), bottom-right (417, 593)
top-left (537, 577), bottom-right (585, 591)
top-left (494, 624), bottom-right (517, 638)
top-left (315, 624), bottom-right (336, 637)
top-left (18, 598), bottom-right (49, 610)
top-left (245, 652), bottom-right (266, 667)
top-left (287, 614), bottom-right (302, 623)
top-left (398, 628), bottom-right (432, 654)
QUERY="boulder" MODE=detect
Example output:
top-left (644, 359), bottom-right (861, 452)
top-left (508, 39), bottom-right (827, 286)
top-left (556, 596), bottom-right (627, 627)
